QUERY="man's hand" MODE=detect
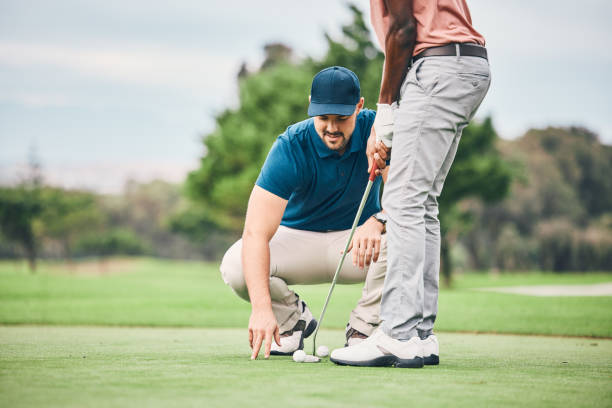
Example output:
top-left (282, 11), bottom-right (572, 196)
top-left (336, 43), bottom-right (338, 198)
top-left (248, 306), bottom-right (281, 360)
top-left (367, 131), bottom-right (391, 174)
top-left (373, 102), bottom-right (396, 148)
top-left (242, 186), bottom-right (287, 360)
top-left (346, 216), bottom-right (384, 268)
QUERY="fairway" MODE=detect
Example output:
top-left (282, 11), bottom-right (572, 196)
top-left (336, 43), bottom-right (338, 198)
top-left (1, 326), bottom-right (611, 408)
top-left (1, 259), bottom-right (611, 337)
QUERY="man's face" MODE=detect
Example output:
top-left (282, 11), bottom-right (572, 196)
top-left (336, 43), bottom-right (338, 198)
top-left (313, 98), bottom-right (364, 155)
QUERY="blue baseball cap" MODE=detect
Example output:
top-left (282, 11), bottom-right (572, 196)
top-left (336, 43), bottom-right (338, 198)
top-left (308, 66), bottom-right (360, 117)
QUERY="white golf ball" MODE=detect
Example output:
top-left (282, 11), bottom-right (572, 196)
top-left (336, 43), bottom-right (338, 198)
top-left (316, 345), bottom-right (329, 358)
top-left (292, 349), bottom-right (306, 363)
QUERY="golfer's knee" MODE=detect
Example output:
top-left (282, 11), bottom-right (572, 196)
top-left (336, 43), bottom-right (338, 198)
top-left (220, 242), bottom-right (249, 301)
top-left (383, 193), bottom-right (427, 224)
top-left (384, 202), bottom-right (426, 227)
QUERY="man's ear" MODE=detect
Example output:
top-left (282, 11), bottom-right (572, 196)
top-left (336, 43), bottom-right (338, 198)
top-left (355, 97), bottom-right (365, 114)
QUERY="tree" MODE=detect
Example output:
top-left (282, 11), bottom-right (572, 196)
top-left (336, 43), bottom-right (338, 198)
top-left (438, 117), bottom-right (513, 285)
top-left (315, 4), bottom-right (384, 109)
top-left (0, 149), bottom-right (44, 271)
top-left (460, 126), bottom-right (612, 272)
top-left (0, 187), bottom-right (42, 271)
top-left (102, 180), bottom-right (205, 259)
top-left (180, 62), bottom-right (315, 235)
top-left (39, 187), bottom-right (104, 259)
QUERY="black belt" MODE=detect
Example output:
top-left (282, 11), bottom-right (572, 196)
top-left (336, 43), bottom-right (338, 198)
top-left (412, 43), bottom-right (488, 64)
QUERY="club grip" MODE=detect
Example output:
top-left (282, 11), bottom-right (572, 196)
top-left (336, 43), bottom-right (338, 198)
top-left (369, 161), bottom-right (379, 182)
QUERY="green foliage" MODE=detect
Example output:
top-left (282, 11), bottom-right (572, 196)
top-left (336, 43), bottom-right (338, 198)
top-left (462, 126), bottom-right (612, 272)
top-left (74, 228), bottom-right (150, 256)
top-left (100, 180), bottom-right (201, 258)
top-left (441, 117), bottom-right (513, 209)
top-left (0, 184), bottom-right (104, 267)
top-left (526, 126), bottom-right (612, 217)
top-left (433, 117), bottom-right (513, 283)
top-left (38, 187), bottom-right (104, 257)
top-left (536, 219), bottom-right (612, 272)
top-left (0, 186), bottom-right (42, 269)
top-left (182, 63), bottom-right (314, 233)
top-left (316, 4), bottom-right (384, 109)
top-left (0, 180), bottom-right (207, 262)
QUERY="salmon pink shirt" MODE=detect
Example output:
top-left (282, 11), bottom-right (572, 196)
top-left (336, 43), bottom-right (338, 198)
top-left (370, 0), bottom-right (485, 56)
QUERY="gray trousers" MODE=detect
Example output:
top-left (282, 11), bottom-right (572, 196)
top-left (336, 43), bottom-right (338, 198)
top-left (380, 55), bottom-right (491, 340)
top-left (220, 225), bottom-right (387, 335)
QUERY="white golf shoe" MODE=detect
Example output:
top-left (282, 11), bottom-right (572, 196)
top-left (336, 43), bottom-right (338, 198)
top-left (330, 329), bottom-right (424, 368)
top-left (270, 300), bottom-right (317, 356)
top-left (421, 334), bottom-right (439, 365)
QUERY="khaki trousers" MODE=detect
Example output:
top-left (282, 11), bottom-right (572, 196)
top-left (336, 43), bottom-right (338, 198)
top-left (220, 225), bottom-right (387, 334)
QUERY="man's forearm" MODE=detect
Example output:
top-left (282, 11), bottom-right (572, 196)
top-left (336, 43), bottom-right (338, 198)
top-left (379, 1), bottom-right (417, 104)
top-left (242, 232), bottom-right (272, 310)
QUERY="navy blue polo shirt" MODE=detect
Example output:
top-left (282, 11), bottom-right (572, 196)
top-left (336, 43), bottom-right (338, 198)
top-left (255, 109), bottom-right (381, 232)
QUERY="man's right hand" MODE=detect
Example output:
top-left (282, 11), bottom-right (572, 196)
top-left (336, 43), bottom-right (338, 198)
top-left (248, 306), bottom-right (281, 360)
top-left (367, 132), bottom-right (391, 173)
top-left (373, 102), bottom-right (396, 148)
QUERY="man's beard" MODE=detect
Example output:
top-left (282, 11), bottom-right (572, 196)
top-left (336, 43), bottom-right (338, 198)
top-left (324, 131), bottom-right (348, 151)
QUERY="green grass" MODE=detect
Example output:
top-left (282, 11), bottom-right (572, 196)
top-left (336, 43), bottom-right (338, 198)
top-left (1, 259), bottom-right (612, 407)
top-left (1, 258), bottom-right (611, 337)
top-left (1, 326), bottom-right (611, 408)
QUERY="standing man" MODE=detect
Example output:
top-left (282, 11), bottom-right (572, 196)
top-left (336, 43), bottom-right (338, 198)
top-left (220, 66), bottom-right (389, 360)
top-left (331, 1), bottom-right (491, 368)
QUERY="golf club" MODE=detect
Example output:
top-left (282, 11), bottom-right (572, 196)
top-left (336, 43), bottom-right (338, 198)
top-left (311, 162), bottom-right (380, 356)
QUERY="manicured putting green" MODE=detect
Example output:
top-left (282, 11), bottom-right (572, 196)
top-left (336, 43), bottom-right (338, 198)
top-left (1, 326), bottom-right (611, 408)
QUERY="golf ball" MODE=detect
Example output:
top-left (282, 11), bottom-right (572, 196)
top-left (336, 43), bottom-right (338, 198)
top-left (292, 349), bottom-right (306, 363)
top-left (316, 345), bottom-right (329, 358)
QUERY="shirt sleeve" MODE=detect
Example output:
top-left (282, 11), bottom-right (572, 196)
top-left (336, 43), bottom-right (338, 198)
top-left (362, 109), bottom-right (376, 136)
top-left (255, 137), bottom-right (299, 200)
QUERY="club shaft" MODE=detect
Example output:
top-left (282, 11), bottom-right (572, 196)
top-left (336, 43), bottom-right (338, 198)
top-left (311, 177), bottom-right (376, 354)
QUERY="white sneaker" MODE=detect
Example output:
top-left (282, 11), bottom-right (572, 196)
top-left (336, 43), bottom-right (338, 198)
top-left (330, 329), bottom-right (424, 368)
top-left (421, 334), bottom-right (439, 365)
top-left (270, 300), bottom-right (317, 356)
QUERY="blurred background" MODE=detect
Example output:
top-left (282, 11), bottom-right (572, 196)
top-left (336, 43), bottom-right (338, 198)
top-left (1, 0), bottom-right (611, 280)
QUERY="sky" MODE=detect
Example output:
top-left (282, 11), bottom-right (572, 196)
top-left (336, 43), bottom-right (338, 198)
top-left (1, 0), bottom-right (611, 193)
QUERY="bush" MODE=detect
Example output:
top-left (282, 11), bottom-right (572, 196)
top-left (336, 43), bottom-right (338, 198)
top-left (573, 226), bottom-right (612, 271)
top-left (495, 224), bottom-right (538, 271)
top-left (74, 229), bottom-right (150, 257)
top-left (536, 220), bottom-right (612, 271)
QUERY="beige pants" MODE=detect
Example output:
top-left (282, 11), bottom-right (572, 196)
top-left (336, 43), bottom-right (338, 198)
top-left (220, 225), bottom-right (387, 334)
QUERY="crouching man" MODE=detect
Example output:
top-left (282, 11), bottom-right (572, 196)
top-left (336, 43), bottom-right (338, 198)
top-left (220, 66), bottom-right (389, 359)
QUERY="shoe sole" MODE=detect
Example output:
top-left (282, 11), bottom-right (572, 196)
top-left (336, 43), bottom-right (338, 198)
top-left (330, 355), bottom-right (424, 368)
top-left (269, 318), bottom-right (318, 356)
top-left (424, 354), bottom-right (439, 365)
top-left (303, 318), bottom-right (317, 339)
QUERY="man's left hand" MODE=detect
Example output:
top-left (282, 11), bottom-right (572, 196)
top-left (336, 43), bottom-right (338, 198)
top-left (346, 216), bottom-right (384, 268)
